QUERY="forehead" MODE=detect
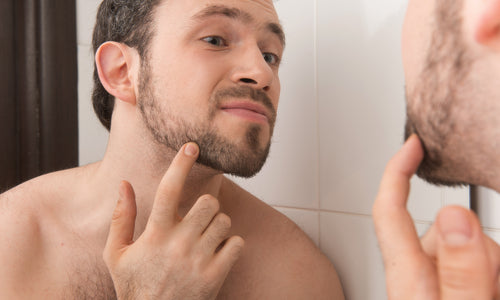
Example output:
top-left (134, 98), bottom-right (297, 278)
top-left (154, 0), bottom-right (280, 29)
top-left (161, 0), bottom-right (277, 14)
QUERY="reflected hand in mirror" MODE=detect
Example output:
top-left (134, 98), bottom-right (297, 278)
top-left (373, 135), bottom-right (500, 300)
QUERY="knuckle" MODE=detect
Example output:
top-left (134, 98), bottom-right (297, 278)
top-left (231, 236), bottom-right (245, 253)
top-left (112, 200), bottom-right (136, 223)
top-left (225, 237), bottom-right (244, 261)
top-left (202, 268), bottom-right (225, 287)
top-left (214, 213), bottom-right (231, 230)
top-left (198, 195), bottom-right (220, 211)
top-left (111, 202), bottom-right (126, 222)
top-left (439, 262), bottom-right (475, 289)
top-left (187, 195), bottom-right (220, 227)
top-left (221, 236), bottom-right (244, 262)
top-left (165, 235), bottom-right (190, 257)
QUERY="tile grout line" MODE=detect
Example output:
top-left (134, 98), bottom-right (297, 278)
top-left (482, 226), bottom-right (500, 232)
top-left (313, 0), bottom-right (322, 248)
top-left (273, 204), bottom-right (435, 225)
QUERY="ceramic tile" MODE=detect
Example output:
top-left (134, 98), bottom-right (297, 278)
top-left (320, 212), bottom-right (387, 300)
top-left (78, 45), bottom-right (109, 165)
top-left (484, 229), bottom-right (500, 244)
top-left (320, 211), bottom-right (432, 300)
top-left (77, 0), bottom-right (102, 46)
top-left (474, 187), bottom-right (500, 229)
top-left (316, 0), bottom-right (469, 220)
top-left (442, 186), bottom-right (470, 208)
top-left (405, 178), bottom-right (454, 222)
top-left (274, 207), bottom-right (319, 246)
top-left (231, 0), bottom-right (318, 209)
top-left (317, 0), bottom-right (407, 216)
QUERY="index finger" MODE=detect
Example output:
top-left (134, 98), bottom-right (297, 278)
top-left (150, 143), bottom-right (200, 226)
top-left (373, 134), bottom-right (424, 262)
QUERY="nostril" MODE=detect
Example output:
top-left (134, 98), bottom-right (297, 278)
top-left (240, 78), bottom-right (257, 84)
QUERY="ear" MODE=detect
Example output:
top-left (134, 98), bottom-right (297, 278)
top-left (474, 0), bottom-right (500, 50)
top-left (95, 42), bottom-right (138, 105)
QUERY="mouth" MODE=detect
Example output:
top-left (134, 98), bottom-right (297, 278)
top-left (220, 101), bottom-right (270, 124)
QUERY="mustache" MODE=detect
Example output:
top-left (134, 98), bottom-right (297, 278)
top-left (213, 86), bottom-right (277, 121)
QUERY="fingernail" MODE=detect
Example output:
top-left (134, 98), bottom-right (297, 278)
top-left (184, 143), bottom-right (198, 157)
top-left (438, 208), bottom-right (473, 247)
top-left (404, 134), bottom-right (418, 147)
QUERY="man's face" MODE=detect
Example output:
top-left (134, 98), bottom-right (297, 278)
top-left (402, 0), bottom-right (479, 186)
top-left (138, 0), bottom-right (284, 177)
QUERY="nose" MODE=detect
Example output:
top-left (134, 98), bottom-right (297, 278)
top-left (230, 46), bottom-right (274, 92)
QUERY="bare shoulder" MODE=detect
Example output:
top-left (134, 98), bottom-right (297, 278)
top-left (220, 179), bottom-right (345, 300)
top-left (0, 167), bottom-right (89, 298)
top-left (0, 177), bottom-right (49, 242)
top-left (0, 166), bottom-right (90, 235)
top-left (0, 180), bottom-right (46, 297)
top-left (0, 167), bottom-right (83, 216)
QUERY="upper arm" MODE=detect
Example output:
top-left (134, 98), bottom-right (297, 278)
top-left (262, 222), bottom-right (345, 300)
top-left (0, 190), bottom-right (44, 297)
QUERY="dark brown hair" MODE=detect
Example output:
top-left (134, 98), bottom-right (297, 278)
top-left (91, 0), bottom-right (162, 130)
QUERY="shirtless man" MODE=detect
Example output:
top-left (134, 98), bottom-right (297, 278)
top-left (373, 0), bottom-right (500, 298)
top-left (0, 0), bottom-right (344, 299)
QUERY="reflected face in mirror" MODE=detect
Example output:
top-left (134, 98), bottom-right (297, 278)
top-left (402, 0), bottom-right (476, 187)
top-left (137, 0), bottom-right (284, 178)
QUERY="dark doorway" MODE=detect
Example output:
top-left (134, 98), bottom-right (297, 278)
top-left (0, 0), bottom-right (78, 191)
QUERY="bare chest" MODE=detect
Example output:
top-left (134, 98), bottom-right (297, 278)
top-left (55, 247), bottom-right (117, 300)
top-left (44, 243), bottom-right (252, 300)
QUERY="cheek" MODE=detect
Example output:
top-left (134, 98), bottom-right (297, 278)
top-left (402, 5), bottom-right (419, 81)
top-left (272, 78), bottom-right (280, 108)
top-left (401, 1), bottom-right (433, 90)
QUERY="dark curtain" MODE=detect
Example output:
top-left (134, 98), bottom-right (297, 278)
top-left (0, 0), bottom-right (78, 191)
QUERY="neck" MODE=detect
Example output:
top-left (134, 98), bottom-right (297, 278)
top-left (91, 102), bottom-right (225, 220)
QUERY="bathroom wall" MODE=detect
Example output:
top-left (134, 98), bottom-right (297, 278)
top-left (474, 187), bottom-right (500, 245)
top-left (77, 1), bottom-right (471, 299)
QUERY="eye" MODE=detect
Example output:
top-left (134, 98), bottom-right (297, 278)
top-left (263, 52), bottom-right (280, 66)
top-left (202, 36), bottom-right (227, 47)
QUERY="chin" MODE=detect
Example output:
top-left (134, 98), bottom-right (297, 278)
top-left (195, 138), bottom-right (271, 179)
top-left (416, 164), bottom-right (469, 188)
top-left (405, 117), bottom-right (469, 188)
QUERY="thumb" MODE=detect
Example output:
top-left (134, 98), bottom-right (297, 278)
top-left (103, 181), bottom-right (137, 266)
top-left (437, 206), bottom-right (494, 299)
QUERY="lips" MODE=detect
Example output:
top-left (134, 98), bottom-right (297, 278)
top-left (220, 101), bottom-right (270, 123)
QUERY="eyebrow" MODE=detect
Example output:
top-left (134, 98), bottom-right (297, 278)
top-left (192, 5), bottom-right (286, 47)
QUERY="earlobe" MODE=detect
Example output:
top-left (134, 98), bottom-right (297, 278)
top-left (95, 42), bottom-right (138, 105)
top-left (474, 0), bottom-right (500, 50)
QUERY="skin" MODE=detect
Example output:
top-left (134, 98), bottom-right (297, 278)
top-left (374, 0), bottom-right (500, 298)
top-left (0, 0), bottom-right (344, 299)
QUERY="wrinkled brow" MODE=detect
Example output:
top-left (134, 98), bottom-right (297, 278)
top-left (193, 5), bottom-right (253, 22)
top-left (192, 5), bottom-right (286, 47)
top-left (267, 22), bottom-right (285, 47)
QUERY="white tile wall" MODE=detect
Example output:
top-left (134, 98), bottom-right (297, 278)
top-left (320, 212), bottom-right (388, 300)
top-left (77, 0), bottom-right (109, 166)
top-left (485, 229), bottom-right (500, 245)
top-left (231, 0), bottom-right (319, 210)
top-left (321, 211), bottom-right (432, 300)
top-left (77, 1), bottom-right (475, 299)
top-left (78, 44), bottom-right (109, 166)
top-left (275, 206), bottom-right (319, 246)
top-left (475, 187), bottom-right (500, 229)
top-left (76, 0), bottom-right (102, 45)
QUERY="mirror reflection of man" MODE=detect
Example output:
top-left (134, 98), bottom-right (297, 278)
top-left (0, 0), bottom-right (344, 299)
top-left (374, 0), bottom-right (500, 298)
